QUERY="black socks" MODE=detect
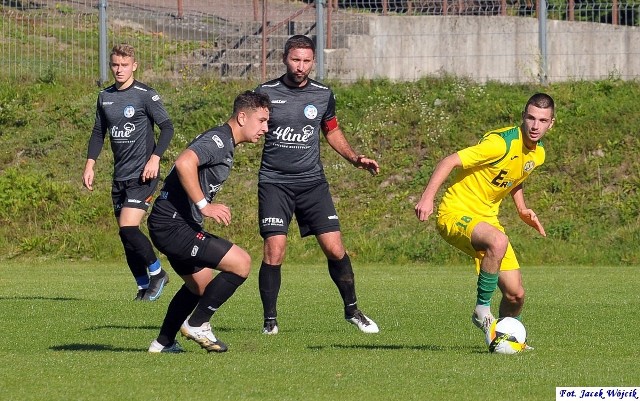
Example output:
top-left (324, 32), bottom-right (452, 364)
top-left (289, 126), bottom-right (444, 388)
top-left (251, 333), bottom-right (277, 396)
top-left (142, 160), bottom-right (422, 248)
top-left (188, 271), bottom-right (246, 327)
top-left (157, 285), bottom-right (200, 346)
top-left (328, 254), bottom-right (358, 317)
top-left (259, 262), bottom-right (282, 320)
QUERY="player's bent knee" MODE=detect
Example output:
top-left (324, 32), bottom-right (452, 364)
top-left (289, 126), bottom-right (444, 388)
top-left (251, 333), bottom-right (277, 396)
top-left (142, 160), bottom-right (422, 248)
top-left (504, 287), bottom-right (525, 305)
top-left (119, 226), bottom-right (140, 241)
top-left (320, 243), bottom-right (346, 260)
top-left (493, 234), bottom-right (509, 255)
top-left (223, 246), bottom-right (252, 278)
top-left (118, 226), bottom-right (144, 250)
top-left (236, 255), bottom-right (251, 278)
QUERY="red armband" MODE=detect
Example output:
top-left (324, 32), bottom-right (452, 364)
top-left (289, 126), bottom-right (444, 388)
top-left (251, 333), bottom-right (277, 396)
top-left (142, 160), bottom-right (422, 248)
top-left (321, 116), bottom-right (339, 133)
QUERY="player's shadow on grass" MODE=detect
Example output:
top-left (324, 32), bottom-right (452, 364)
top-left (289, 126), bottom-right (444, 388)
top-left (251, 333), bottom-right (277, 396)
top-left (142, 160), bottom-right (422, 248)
top-left (84, 324), bottom-right (234, 333)
top-left (84, 324), bottom-right (159, 331)
top-left (309, 344), bottom-right (486, 352)
top-left (0, 296), bottom-right (82, 301)
top-left (50, 343), bottom-right (141, 352)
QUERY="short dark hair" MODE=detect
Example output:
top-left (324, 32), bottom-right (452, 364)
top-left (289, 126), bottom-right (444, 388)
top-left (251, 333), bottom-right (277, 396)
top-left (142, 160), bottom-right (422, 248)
top-left (284, 35), bottom-right (315, 58)
top-left (525, 93), bottom-right (555, 116)
top-left (233, 91), bottom-right (271, 116)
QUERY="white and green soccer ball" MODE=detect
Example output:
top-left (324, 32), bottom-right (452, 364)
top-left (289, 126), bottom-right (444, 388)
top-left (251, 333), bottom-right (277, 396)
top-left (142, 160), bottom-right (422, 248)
top-left (486, 317), bottom-right (527, 354)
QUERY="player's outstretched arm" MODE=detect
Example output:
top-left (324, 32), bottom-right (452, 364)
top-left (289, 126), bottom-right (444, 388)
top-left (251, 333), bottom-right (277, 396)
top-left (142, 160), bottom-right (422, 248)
top-left (353, 154), bottom-right (379, 176)
top-left (518, 208), bottom-right (546, 237)
top-left (511, 184), bottom-right (546, 237)
top-left (324, 127), bottom-right (379, 176)
top-left (415, 153), bottom-right (461, 221)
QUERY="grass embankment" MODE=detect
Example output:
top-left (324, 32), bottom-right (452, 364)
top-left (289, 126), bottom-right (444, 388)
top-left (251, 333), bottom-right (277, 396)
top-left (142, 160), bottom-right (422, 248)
top-left (0, 77), bottom-right (638, 265)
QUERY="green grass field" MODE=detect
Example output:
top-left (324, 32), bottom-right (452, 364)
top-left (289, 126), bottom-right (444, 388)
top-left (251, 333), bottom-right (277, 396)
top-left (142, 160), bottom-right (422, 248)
top-left (0, 261), bottom-right (638, 400)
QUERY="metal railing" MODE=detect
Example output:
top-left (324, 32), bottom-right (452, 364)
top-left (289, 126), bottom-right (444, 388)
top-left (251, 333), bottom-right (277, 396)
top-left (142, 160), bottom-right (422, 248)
top-left (1, 0), bottom-right (638, 83)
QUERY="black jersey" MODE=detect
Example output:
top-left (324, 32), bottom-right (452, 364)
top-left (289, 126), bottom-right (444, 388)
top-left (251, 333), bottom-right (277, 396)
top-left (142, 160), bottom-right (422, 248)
top-left (150, 124), bottom-right (236, 227)
top-left (255, 76), bottom-right (337, 184)
top-left (87, 80), bottom-right (172, 181)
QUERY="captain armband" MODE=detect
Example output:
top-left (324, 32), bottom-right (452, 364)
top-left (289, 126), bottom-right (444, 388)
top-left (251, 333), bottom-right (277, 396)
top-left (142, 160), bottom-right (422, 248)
top-left (321, 116), bottom-right (339, 132)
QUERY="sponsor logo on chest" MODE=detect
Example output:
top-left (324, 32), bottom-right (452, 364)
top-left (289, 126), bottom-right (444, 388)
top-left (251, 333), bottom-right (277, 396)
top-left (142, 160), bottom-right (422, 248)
top-left (111, 122), bottom-right (136, 138)
top-left (274, 125), bottom-right (314, 143)
top-left (490, 160), bottom-right (536, 188)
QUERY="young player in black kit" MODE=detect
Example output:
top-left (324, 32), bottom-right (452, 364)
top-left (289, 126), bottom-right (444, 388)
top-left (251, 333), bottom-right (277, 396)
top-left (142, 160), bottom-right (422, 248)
top-left (83, 44), bottom-right (173, 301)
top-left (254, 35), bottom-right (380, 335)
top-left (147, 91), bottom-right (271, 353)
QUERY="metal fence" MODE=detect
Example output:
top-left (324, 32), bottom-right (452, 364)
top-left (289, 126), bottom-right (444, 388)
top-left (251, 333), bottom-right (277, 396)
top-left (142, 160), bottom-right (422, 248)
top-left (1, 0), bottom-right (639, 83)
top-left (334, 0), bottom-right (640, 25)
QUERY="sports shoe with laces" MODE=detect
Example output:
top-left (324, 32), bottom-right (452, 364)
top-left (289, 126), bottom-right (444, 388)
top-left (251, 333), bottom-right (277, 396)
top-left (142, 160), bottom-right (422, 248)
top-left (134, 288), bottom-right (146, 301)
top-left (180, 320), bottom-right (228, 353)
top-left (142, 270), bottom-right (169, 301)
top-left (346, 310), bottom-right (379, 334)
top-left (148, 340), bottom-right (185, 353)
top-left (262, 318), bottom-right (279, 335)
top-left (471, 310), bottom-right (495, 334)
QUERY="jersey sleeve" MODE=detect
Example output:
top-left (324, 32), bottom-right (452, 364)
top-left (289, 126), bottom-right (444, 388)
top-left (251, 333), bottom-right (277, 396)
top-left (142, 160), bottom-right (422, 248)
top-left (153, 119), bottom-right (174, 158)
top-left (188, 131), bottom-right (230, 166)
top-left (145, 89), bottom-right (173, 157)
top-left (457, 134), bottom-right (508, 169)
top-left (145, 88), bottom-right (171, 126)
top-left (320, 90), bottom-right (338, 133)
top-left (324, 91), bottom-right (337, 120)
top-left (86, 96), bottom-right (107, 160)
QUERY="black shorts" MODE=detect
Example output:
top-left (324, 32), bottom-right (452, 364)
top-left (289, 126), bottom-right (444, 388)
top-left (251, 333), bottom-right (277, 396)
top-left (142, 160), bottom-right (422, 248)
top-left (258, 180), bottom-right (341, 239)
top-left (148, 219), bottom-right (233, 276)
top-left (111, 177), bottom-right (158, 217)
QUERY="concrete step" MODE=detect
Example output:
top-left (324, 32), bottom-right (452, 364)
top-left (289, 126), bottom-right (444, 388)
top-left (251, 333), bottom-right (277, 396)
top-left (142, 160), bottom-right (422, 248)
top-left (208, 33), bottom-right (350, 54)
top-left (178, 61), bottom-right (284, 80)
top-left (119, 12), bottom-right (367, 45)
top-left (186, 33), bottom-right (351, 65)
top-left (213, 34), bottom-right (313, 49)
top-left (197, 48), bottom-right (284, 64)
top-left (178, 57), bottom-right (346, 80)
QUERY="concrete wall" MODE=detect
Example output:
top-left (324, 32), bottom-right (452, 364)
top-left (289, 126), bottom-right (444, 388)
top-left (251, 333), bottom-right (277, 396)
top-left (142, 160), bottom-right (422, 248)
top-left (324, 16), bottom-right (640, 83)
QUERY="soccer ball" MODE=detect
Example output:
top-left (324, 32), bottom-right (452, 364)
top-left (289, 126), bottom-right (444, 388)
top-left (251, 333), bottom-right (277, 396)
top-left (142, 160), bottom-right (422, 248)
top-left (486, 317), bottom-right (527, 354)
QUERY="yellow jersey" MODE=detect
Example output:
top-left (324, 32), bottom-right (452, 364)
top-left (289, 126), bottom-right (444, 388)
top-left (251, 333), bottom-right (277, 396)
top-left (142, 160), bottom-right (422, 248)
top-left (438, 126), bottom-right (545, 218)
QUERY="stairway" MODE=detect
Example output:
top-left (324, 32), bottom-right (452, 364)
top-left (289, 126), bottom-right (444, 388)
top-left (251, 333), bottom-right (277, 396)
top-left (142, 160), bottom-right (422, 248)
top-left (110, 1), bottom-right (370, 80)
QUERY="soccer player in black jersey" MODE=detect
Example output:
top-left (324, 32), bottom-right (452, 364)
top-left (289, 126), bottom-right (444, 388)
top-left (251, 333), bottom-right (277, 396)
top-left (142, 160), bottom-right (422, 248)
top-left (254, 35), bottom-right (380, 335)
top-left (147, 91), bottom-right (271, 353)
top-left (83, 44), bottom-right (174, 301)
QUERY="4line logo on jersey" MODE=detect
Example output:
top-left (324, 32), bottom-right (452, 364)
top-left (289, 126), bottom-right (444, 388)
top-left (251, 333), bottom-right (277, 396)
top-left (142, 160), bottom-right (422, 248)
top-left (110, 122), bottom-right (135, 139)
top-left (273, 125), bottom-right (314, 143)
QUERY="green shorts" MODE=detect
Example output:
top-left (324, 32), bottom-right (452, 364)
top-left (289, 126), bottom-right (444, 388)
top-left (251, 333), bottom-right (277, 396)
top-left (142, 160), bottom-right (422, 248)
top-left (436, 211), bottom-right (520, 273)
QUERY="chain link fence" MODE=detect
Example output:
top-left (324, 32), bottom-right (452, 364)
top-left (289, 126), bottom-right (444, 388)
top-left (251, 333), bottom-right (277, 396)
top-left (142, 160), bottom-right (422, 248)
top-left (1, 0), bottom-right (639, 83)
top-left (334, 0), bottom-right (639, 24)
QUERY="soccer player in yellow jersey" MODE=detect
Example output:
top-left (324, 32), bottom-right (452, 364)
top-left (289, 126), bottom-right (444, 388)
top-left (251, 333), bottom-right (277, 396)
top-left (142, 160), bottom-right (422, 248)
top-left (414, 93), bottom-right (555, 339)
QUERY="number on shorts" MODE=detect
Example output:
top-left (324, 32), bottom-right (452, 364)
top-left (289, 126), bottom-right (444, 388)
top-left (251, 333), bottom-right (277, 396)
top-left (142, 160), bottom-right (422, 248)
top-left (455, 215), bottom-right (473, 230)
